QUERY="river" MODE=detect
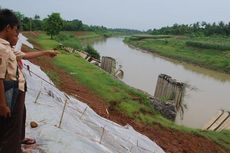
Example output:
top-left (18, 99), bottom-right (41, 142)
top-left (92, 37), bottom-right (230, 129)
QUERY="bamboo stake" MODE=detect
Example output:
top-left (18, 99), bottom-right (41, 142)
top-left (99, 127), bottom-right (105, 144)
top-left (34, 90), bottom-right (42, 103)
top-left (80, 107), bottom-right (88, 120)
top-left (58, 99), bottom-right (68, 128)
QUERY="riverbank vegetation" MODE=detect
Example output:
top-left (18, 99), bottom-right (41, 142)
top-left (125, 35), bottom-right (230, 73)
top-left (23, 31), bottom-right (230, 151)
top-left (133, 21), bottom-right (230, 73)
top-left (148, 21), bottom-right (230, 36)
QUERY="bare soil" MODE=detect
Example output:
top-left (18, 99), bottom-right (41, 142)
top-left (27, 52), bottom-right (227, 153)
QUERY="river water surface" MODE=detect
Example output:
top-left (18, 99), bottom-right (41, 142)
top-left (92, 37), bottom-right (230, 128)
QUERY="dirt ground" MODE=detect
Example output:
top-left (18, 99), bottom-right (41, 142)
top-left (28, 56), bottom-right (227, 153)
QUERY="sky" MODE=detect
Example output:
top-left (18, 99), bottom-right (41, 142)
top-left (1, 0), bottom-right (230, 30)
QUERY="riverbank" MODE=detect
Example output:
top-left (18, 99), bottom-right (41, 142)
top-left (124, 35), bottom-right (230, 74)
top-left (23, 31), bottom-right (230, 152)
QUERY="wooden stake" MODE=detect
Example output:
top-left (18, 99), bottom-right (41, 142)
top-left (34, 90), bottom-right (42, 103)
top-left (58, 99), bottom-right (68, 128)
top-left (99, 127), bottom-right (105, 144)
top-left (80, 107), bottom-right (88, 120)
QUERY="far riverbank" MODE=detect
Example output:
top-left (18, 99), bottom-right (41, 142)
top-left (124, 35), bottom-right (230, 74)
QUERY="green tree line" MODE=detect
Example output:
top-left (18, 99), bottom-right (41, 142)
top-left (14, 11), bottom-right (142, 36)
top-left (15, 12), bottom-right (102, 31)
top-left (148, 21), bottom-right (230, 36)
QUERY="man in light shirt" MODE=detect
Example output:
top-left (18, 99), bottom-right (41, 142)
top-left (0, 8), bottom-right (24, 153)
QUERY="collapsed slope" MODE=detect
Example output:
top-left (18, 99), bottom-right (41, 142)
top-left (22, 60), bottom-right (165, 153)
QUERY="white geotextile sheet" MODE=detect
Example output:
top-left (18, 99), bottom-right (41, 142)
top-left (23, 60), bottom-right (165, 153)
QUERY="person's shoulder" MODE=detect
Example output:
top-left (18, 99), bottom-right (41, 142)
top-left (0, 43), bottom-right (7, 52)
top-left (0, 37), bottom-right (10, 46)
top-left (0, 43), bottom-right (4, 49)
top-left (0, 43), bottom-right (11, 56)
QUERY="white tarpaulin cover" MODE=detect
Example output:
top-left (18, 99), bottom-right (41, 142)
top-left (23, 60), bottom-right (165, 153)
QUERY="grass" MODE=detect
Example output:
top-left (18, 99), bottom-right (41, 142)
top-left (36, 33), bottom-right (59, 49)
top-left (55, 32), bottom-right (82, 50)
top-left (130, 35), bottom-right (172, 41)
top-left (74, 31), bottom-right (102, 40)
top-left (199, 130), bottom-right (230, 150)
top-left (53, 53), bottom-right (151, 107)
top-left (53, 53), bottom-right (165, 127)
top-left (30, 31), bottom-right (230, 151)
top-left (186, 40), bottom-right (230, 51)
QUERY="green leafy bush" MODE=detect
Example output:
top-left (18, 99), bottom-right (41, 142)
top-left (84, 45), bottom-right (100, 60)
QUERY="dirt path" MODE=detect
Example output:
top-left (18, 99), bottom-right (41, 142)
top-left (28, 56), bottom-right (227, 153)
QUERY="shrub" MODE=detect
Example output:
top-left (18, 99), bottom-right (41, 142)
top-left (84, 45), bottom-right (100, 60)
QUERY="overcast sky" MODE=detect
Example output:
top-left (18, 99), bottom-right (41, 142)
top-left (1, 0), bottom-right (230, 30)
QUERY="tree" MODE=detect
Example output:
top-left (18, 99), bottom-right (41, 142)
top-left (14, 11), bottom-right (25, 30)
top-left (63, 19), bottom-right (83, 31)
top-left (44, 13), bottom-right (63, 39)
top-left (22, 17), bottom-right (30, 31)
top-left (34, 14), bottom-right (40, 20)
top-left (15, 11), bottom-right (25, 23)
top-left (32, 15), bottom-right (42, 31)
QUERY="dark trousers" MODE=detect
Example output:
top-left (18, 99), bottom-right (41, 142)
top-left (0, 91), bottom-right (25, 153)
top-left (21, 105), bottom-right (26, 141)
top-left (22, 83), bottom-right (27, 141)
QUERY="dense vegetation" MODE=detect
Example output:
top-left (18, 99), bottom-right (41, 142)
top-left (15, 12), bottom-right (108, 33)
top-left (14, 11), bottom-right (142, 38)
top-left (148, 21), bottom-right (230, 36)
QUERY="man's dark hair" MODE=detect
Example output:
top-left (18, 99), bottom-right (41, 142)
top-left (0, 9), bottom-right (20, 31)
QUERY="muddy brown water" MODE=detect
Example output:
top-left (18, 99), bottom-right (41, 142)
top-left (91, 37), bottom-right (230, 129)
